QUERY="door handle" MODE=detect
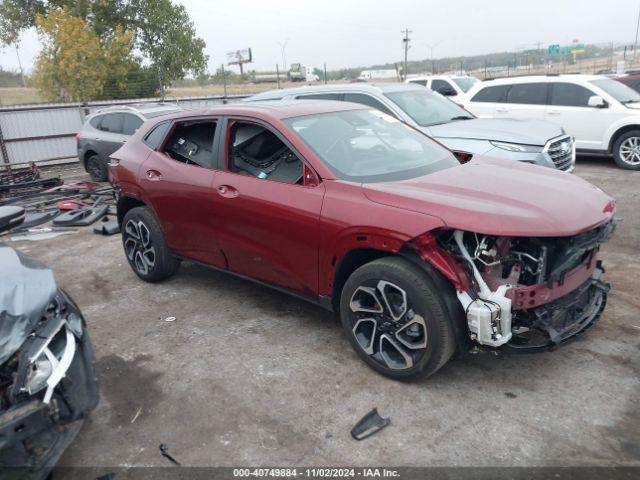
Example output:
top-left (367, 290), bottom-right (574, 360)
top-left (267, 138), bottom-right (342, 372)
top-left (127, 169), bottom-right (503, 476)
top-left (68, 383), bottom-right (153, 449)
top-left (496, 108), bottom-right (509, 113)
top-left (547, 110), bottom-right (561, 115)
top-left (217, 185), bottom-right (239, 198)
top-left (146, 169), bottom-right (163, 181)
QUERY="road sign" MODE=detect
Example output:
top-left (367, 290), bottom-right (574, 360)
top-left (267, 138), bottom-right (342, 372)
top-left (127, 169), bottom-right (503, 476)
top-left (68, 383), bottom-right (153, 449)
top-left (548, 44), bottom-right (586, 55)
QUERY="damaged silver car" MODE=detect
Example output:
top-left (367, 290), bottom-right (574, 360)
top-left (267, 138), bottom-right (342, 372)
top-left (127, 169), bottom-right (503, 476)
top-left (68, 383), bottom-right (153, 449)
top-left (0, 206), bottom-right (99, 477)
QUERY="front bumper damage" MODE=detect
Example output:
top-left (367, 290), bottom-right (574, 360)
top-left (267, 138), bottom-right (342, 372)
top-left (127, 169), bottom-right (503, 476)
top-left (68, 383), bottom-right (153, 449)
top-left (507, 269), bottom-right (609, 351)
top-left (443, 220), bottom-right (616, 352)
top-left (0, 289), bottom-right (99, 476)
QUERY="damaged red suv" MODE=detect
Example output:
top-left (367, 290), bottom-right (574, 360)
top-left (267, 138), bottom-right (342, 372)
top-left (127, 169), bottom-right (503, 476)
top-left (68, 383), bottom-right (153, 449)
top-left (110, 101), bottom-right (616, 379)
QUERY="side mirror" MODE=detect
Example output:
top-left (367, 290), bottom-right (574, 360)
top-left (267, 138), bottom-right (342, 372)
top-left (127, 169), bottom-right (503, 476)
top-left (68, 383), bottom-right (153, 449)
top-left (588, 95), bottom-right (607, 108)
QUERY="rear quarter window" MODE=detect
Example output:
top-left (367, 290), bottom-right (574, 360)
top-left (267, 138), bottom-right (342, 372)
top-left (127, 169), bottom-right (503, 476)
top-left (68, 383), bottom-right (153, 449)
top-left (89, 116), bottom-right (102, 128)
top-left (470, 85), bottom-right (509, 103)
top-left (144, 122), bottom-right (171, 149)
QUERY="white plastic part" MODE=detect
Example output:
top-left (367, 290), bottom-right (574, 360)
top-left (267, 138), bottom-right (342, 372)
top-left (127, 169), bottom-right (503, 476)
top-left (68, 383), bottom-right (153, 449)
top-left (42, 325), bottom-right (76, 404)
top-left (454, 230), bottom-right (513, 347)
top-left (457, 287), bottom-right (513, 347)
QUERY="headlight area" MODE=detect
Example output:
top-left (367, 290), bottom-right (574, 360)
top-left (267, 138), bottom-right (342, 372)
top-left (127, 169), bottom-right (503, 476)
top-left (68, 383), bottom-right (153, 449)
top-left (0, 289), bottom-right (99, 468)
top-left (489, 141), bottom-right (544, 153)
top-left (435, 222), bottom-right (616, 350)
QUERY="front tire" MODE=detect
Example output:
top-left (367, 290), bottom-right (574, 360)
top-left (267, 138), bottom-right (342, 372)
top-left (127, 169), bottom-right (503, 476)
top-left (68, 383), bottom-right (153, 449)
top-left (613, 130), bottom-right (640, 170)
top-left (339, 257), bottom-right (456, 380)
top-left (122, 207), bottom-right (179, 282)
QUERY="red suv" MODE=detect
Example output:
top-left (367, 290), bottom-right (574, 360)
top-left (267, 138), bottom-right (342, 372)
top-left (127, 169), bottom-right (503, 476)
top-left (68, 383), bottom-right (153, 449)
top-left (110, 101), bottom-right (616, 379)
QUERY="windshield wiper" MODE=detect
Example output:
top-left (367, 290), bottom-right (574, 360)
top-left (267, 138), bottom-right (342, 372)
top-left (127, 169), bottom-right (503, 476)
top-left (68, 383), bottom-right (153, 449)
top-left (450, 116), bottom-right (474, 121)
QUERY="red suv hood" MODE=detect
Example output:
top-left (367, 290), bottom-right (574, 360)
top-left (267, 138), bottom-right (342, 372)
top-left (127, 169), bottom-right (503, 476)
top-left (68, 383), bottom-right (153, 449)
top-left (362, 158), bottom-right (614, 237)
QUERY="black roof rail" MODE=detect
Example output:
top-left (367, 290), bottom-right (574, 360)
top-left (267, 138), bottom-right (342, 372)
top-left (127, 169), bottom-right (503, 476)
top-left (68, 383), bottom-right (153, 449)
top-left (546, 73), bottom-right (560, 76)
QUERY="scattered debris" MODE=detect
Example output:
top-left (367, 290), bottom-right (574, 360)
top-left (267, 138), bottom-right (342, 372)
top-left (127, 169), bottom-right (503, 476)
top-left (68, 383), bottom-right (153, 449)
top-left (164, 316), bottom-right (177, 322)
top-left (93, 217), bottom-right (120, 235)
top-left (130, 407), bottom-right (142, 424)
top-left (10, 229), bottom-right (77, 242)
top-left (53, 198), bottom-right (109, 227)
top-left (159, 443), bottom-right (181, 466)
top-left (350, 408), bottom-right (390, 441)
top-left (0, 163), bottom-right (63, 200)
top-left (504, 392), bottom-right (518, 398)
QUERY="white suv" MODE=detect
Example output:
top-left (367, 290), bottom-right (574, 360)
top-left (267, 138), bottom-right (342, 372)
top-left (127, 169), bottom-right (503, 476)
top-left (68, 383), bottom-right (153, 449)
top-left (406, 74), bottom-right (479, 102)
top-left (463, 74), bottom-right (640, 169)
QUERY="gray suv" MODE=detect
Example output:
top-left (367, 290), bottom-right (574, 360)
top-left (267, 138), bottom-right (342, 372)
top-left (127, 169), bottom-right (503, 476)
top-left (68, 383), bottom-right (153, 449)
top-left (77, 103), bottom-right (182, 181)
top-left (246, 84), bottom-right (575, 171)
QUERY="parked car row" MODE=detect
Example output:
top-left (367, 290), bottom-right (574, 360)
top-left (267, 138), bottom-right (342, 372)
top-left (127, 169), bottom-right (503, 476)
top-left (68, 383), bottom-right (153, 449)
top-left (247, 83), bottom-right (575, 171)
top-left (463, 74), bottom-right (640, 169)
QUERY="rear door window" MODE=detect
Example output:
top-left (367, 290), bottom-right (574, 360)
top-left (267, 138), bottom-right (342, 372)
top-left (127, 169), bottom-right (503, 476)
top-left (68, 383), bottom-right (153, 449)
top-left (409, 79), bottom-right (428, 86)
top-left (505, 83), bottom-right (548, 105)
top-left (343, 93), bottom-right (396, 117)
top-left (163, 120), bottom-right (217, 168)
top-left (550, 83), bottom-right (594, 107)
top-left (470, 85), bottom-right (509, 103)
top-left (99, 113), bottom-right (123, 133)
top-left (122, 114), bottom-right (144, 135)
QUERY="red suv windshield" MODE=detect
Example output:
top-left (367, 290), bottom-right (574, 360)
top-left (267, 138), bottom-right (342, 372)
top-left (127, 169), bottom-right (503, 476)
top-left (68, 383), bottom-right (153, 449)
top-left (284, 109), bottom-right (458, 182)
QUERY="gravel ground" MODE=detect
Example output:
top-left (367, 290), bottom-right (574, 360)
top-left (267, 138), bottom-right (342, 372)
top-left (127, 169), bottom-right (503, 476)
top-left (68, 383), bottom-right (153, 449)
top-left (4, 156), bottom-right (639, 471)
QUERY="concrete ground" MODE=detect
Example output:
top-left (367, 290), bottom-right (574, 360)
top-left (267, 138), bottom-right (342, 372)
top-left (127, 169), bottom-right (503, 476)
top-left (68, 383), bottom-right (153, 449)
top-left (5, 156), bottom-right (639, 468)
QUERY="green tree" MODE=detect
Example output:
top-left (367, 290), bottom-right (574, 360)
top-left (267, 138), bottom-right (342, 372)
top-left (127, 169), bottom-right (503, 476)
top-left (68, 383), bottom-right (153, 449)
top-left (132, 0), bottom-right (207, 93)
top-left (0, 0), bottom-right (130, 45)
top-left (33, 8), bottom-right (135, 101)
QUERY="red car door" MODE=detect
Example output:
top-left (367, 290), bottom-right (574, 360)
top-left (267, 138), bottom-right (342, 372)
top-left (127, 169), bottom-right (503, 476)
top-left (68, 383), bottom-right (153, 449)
top-left (211, 117), bottom-right (325, 297)
top-left (140, 118), bottom-right (226, 267)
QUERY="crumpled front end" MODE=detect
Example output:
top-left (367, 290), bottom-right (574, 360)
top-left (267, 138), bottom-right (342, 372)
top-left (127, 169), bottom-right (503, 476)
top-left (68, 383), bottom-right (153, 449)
top-left (0, 278), bottom-right (99, 475)
top-left (422, 218), bottom-right (617, 351)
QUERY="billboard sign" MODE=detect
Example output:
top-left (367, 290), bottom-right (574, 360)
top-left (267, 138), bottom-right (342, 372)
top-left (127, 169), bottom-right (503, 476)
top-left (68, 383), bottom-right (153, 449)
top-left (227, 48), bottom-right (253, 65)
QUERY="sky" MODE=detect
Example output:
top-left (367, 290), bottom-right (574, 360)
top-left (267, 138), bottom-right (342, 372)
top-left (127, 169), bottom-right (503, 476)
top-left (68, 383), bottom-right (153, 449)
top-left (1, 0), bottom-right (638, 74)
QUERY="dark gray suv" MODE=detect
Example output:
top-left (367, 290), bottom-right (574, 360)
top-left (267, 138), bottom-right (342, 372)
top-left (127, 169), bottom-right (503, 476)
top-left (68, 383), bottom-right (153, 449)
top-left (77, 103), bottom-right (182, 181)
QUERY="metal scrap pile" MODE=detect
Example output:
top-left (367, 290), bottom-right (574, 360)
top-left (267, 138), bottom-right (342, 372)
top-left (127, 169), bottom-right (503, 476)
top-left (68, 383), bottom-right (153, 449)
top-left (0, 163), bottom-right (63, 200)
top-left (0, 169), bottom-right (119, 240)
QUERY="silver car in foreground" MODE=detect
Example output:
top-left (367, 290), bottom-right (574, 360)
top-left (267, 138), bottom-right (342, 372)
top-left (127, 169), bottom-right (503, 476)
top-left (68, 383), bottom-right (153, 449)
top-left (246, 83), bottom-right (575, 171)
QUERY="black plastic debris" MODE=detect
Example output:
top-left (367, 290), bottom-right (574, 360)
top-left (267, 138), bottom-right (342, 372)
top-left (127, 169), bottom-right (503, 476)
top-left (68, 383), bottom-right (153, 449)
top-left (93, 217), bottom-right (120, 235)
top-left (159, 443), bottom-right (181, 466)
top-left (350, 408), bottom-right (390, 440)
top-left (53, 198), bottom-right (109, 227)
top-left (11, 209), bottom-right (60, 231)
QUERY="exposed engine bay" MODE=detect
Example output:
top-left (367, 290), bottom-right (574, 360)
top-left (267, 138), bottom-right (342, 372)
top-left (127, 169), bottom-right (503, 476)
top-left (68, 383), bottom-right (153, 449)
top-left (0, 241), bottom-right (99, 473)
top-left (438, 219), bottom-right (617, 350)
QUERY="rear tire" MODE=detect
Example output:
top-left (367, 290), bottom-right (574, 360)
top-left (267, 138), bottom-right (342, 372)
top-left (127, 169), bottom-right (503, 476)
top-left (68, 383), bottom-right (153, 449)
top-left (613, 130), bottom-right (640, 170)
top-left (339, 257), bottom-right (456, 380)
top-left (86, 154), bottom-right (108, 181)
top-left (122, 206), bottom-right (179, 282)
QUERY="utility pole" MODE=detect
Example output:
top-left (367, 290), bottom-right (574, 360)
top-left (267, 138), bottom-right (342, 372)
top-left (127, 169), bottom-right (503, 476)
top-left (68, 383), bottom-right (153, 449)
top-left (221, 64), bottom-right (227, 97)
top-left (278, 39), bottom-right (290, 72)
top-left (401, 29), bottom-right (411, 80)
top-left (634, 3), bottom-right (640, 62)
top-left (323, 63), bottom-right (327, 84)
top-left (15, 44), bottom-right (26, 87)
